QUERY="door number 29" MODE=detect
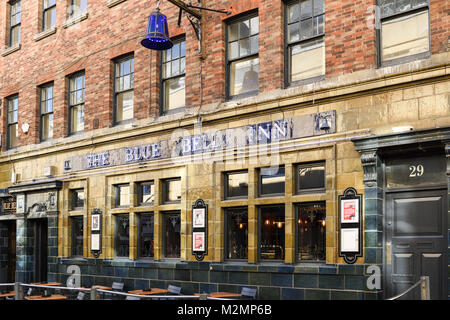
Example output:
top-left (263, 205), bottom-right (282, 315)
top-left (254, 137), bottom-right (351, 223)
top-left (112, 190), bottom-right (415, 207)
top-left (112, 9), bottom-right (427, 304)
top-left (409, 165), bottom-right (424, 177)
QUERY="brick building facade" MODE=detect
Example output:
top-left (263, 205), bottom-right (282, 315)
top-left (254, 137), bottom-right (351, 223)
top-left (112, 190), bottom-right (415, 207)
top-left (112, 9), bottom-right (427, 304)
top-left (0, 0), bottom-right (448, 300)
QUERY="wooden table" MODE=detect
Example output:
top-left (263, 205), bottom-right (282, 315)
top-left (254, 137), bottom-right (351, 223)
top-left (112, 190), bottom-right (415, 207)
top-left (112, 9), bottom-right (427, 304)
top-left (128, 288), bottom-right (171, 296)
top-left (195, 292), bottom-right (243, 298)
top-left (92, 285), bottom-right (112, 290)
top-left (30, 282), bottom-right (62, 286)
top-left (25, 294), bottom-right (67, 301)
top-left (0, 291), bottom-right (15, 298)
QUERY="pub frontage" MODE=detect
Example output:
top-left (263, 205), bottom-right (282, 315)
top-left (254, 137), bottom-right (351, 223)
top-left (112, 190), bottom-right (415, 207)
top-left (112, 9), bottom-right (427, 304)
top-left (0, 87), bottom-right (448, 299)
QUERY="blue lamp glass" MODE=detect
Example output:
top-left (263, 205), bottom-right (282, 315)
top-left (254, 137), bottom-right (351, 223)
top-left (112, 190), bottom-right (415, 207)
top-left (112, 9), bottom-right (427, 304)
top-left (141, 8), bottom-right (173, 50)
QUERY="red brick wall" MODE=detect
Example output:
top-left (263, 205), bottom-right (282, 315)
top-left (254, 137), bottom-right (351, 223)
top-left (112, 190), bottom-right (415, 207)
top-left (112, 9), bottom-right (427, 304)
top-left (0, 0), bottom-right (448, 150)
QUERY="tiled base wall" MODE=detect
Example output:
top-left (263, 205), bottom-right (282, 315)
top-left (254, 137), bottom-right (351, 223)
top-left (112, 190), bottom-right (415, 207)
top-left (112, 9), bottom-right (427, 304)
top-left (56, 259), bottom-right (383, 300)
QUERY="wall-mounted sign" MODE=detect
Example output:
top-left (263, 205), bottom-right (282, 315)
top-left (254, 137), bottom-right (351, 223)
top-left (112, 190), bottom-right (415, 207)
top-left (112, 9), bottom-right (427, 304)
top-left (63, 112), bottom-right (336, 173)
top-left (192, 199), bottom-right (208, 261)
top-left (338, 187), bottom-right (363, 264)
top-left (1, 196), bottom-right (16, 215)
top-left (90, 208), bottom-right (102, 258)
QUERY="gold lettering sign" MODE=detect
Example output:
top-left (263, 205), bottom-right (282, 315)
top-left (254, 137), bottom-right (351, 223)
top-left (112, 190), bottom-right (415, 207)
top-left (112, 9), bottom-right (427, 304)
top-left (1, 197), bottom-right (16, 214)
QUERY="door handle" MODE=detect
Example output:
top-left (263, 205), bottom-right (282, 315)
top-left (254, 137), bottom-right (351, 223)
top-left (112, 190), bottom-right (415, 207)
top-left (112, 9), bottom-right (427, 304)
top-left (386, 242), bottom-right (391, 265)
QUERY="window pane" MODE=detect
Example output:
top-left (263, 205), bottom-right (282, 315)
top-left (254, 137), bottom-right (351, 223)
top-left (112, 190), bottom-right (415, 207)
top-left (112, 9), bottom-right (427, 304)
top-left (115, 214), bottom-right (129, 257)
top-left (250, 35), bottom-right (258, 55)
top-left (163, 76), bottom-right (185, 112)
top-left (226, 208), bottom-right (248, 260)
top-left (396, 0), bottom-right (411, 13)
top-left (172, 43), bottom-right (180, 59)
top-left (229, 57), bottom-right (259, 97)
top-left (381, 10), bottom-right (429, 62)
top-left (297, 202), bottom-right (326, 261)
top-left (300, 18), bottom-right (313, 40)
top-left (8, 123), bottom-right (18, 148)
top-left (290, 38), bottom-right (325, 82)
top-left (260, 206), bottom-right (285, 260)
top-left (116, 185), bottom-right (130, 207)
top-left (380, 0), bottom-right (396, 17)
top-left (140, 182), bottom-right (154, 205)
top-left (314, 14), bottom-right (324, 35)
top-left (314, 0), bottom-right (325, 15)
top-left (72, 189), bottom-right (84, 209)
top-left (288, 3), bottom-right (300, 23)
top-left (226, 172), bottom-right (248, 198)
top-left (288, 22), bottom-right (300, 43)
top-left (139, 214), bottom-right (154, 258)
top-left (260, 166), bottom-right (285, 196)
top-left (41, 113), bottom-right (53, 140)
top-left (163, 179), bottom-right (181, 203)
top-left (11, 25), bottom-right (20, 46)
top-left (71, 216), bottom-right (84, 257)
top-left (239, 20), bottom-right (250, 38)
top-left (297, 162), bottom-right (325, 191)
top-left (228, 23), bottom-right (238, 42)
top-left (300, 0), bottom-right (312, 19)
top-left (44, 7), bottom-right (56, 29)
top-left (250, 17), bottom-right (259, 35)
top-left (164, 213), bottom-right (180, 258)
top-left (71, 104), bottom-right (84, 133)
top-left (116, 90), bottom-right (134, 122)
top-left (239, 38), bottom-right (250, 56)
top-left (228, 41), bottom-right (239, 60)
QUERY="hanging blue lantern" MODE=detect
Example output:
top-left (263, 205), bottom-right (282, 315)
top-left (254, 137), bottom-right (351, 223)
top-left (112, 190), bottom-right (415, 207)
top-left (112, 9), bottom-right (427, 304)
top-left (141, 8), bottom-right (173, 50)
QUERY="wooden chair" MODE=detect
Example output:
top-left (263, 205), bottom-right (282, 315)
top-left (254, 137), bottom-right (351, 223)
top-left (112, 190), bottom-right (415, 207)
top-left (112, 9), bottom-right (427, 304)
top-left (105, 282), bottom-right (124, 300)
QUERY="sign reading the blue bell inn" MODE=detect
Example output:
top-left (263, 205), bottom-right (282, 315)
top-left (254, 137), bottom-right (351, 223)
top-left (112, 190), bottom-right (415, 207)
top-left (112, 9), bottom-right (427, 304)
top-left (64, 112), bottom-right (335, 172)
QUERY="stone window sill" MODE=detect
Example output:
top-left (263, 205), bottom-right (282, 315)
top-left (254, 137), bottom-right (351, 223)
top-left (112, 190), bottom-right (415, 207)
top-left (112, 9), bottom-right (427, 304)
top-left (34, 27), bottom-right (57, 42)
top-left (107, 0), bottom-right (127, 8)
top-left (1, 44), bottom-right (21, 57)
top-left (63, 12), bottom-right (89, 28)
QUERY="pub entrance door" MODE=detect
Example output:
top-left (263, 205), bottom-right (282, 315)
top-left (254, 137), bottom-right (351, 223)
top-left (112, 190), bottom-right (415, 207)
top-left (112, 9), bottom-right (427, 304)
top-left (7, 221), bottom-right (16, 283)
top-left (384, 153), bottom-right (448, 300)
top-left (33, 219), bottom-right (48, 283)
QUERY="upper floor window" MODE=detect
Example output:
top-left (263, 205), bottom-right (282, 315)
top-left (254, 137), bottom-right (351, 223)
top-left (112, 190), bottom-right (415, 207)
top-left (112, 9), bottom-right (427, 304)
top-left (138, 181), bottom-right (154, 206)
top-left (378, 0), bottom-right (430, 66)
top-left (286, 0), bottom-right (325, 85)
top-left (258, 166), bottom-right (285, 197)
top-left (295, 162), bottom-right (325, 193)
top-left (69, 0), bottom-right (87, 18)
top-left (68, 72), bottom-right (85, 134)
top-left (6, 95), bottom-right (19, 150)
top-left (161, 38), bottom-right (186, 114)
top-left (226, 14), bottom-right (259, 100)
top-left (43, 0), bottom-right (56, 31)
top-left (224, 171), bottom-right (248, 199)
top-left (114, 55), bottom-right (134, 124)
top-left (9, 0), bottom-right (21, 47)
top-left (161, 178), bottom-right (181, 204)
top-left (40, 83), bottom-right (54, 142)
top-left (114, 184), bottom-right (130, 208)
top-left (71, 189), bottom-right (85, 210)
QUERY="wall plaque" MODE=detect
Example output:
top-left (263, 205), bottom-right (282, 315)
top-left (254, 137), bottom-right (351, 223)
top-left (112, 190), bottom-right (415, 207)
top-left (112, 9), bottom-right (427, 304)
top-left (90, 208), bottom-right (102, 258)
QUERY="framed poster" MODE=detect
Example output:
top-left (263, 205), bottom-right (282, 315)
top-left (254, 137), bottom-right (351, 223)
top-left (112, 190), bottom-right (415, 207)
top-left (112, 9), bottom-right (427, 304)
top-left (340, 198), bottom-right (359, 224)
top-left (91, 213), bottom-right (100, 231)
top-left (340, 228), bottom-right (359, 252)
top-left (91, 233), bottom-right (101, 251)
top-left (193, 208), bottom-right (205, 228)
top-left (338, 187), bottom-right (363, 264)
top-left (90, 208), bottom-right (102, 258)
top-left (192, 232), bottom-right (205, 252)
top-left (192, 199), bottom-right (208, 261)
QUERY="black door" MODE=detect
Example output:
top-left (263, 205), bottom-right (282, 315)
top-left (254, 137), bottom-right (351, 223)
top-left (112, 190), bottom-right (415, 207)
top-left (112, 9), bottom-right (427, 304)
top-left (386, 189), bottom-right (447, 300)
top-left (34, 219), bottom-right (48, 283)
top-left (7, 221), bottom-right (16, 283)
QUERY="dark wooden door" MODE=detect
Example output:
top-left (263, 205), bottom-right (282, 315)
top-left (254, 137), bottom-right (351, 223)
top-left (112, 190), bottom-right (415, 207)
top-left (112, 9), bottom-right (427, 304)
top-left (34, 219), bottom-right (48, 283)
top-left (7, 221), bottom-right (16, 282)
top-left (386, 189), bottom-right (447, 300)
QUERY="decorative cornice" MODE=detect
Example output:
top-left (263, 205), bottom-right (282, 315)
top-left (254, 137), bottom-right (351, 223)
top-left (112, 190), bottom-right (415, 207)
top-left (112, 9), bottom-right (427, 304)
top-left (360, 151), bottom-right (378, 183)
top-left (8, 179), bottom-right (62, 194)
